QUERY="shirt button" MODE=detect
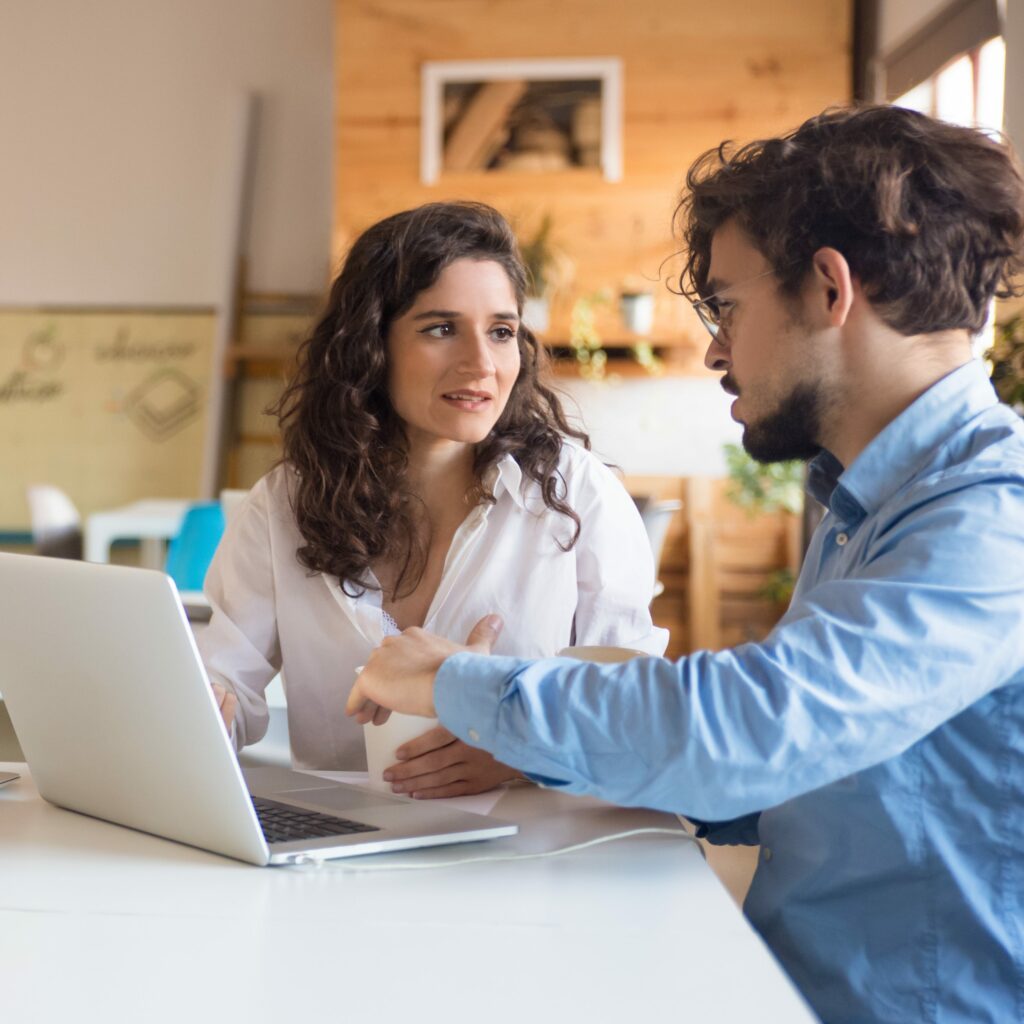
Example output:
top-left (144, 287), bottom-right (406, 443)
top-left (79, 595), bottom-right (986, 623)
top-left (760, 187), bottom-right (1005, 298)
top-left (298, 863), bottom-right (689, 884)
top-left (762, 847), bottom-right (773, 862)
top-left (468, 728), bottom-right (480, 743)
top-left (835, 532), bottom-right (849, 546)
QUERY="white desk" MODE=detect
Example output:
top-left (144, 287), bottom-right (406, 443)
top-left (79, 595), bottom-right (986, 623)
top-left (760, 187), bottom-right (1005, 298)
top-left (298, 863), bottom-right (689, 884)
top-left (0, 764), bottom-right (814, 1023)
top-left (84, 499), bottom-right (191, 568)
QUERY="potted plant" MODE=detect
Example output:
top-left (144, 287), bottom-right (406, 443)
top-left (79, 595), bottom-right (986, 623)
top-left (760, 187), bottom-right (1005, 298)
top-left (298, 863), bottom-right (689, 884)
top-left (619, 289), bottom-right (655, 336)
top-left (518, 214), bottom-right (556, 333)
top-left (565, 292), bottom-right (665, 380)
top-left (619, 278), bottom-right (661, 375)
top-left (568, 290), bottom-right (611, 380)
top-left (987, 313), bottom-right (1024, 415)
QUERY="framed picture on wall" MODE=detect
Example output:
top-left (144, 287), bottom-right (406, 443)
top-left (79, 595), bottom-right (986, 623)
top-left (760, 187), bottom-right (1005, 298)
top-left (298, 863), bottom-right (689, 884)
top-left (420, 57), bottom-right (623, 184)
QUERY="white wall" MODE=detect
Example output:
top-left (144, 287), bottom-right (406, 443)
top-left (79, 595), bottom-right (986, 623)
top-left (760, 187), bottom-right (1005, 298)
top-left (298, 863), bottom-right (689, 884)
top-left (879, 0), bottom-right (956, 54)
top-left (559, 376), bottom-right (742, 478)
top-left (0, 0), bottom-right (333, 306)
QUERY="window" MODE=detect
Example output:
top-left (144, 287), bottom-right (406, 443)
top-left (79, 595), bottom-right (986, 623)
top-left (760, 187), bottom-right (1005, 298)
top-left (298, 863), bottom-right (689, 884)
top-left (893, 35), bottom-right (1005, 131)
top-left (892, 34), bottom-right (1006, 354)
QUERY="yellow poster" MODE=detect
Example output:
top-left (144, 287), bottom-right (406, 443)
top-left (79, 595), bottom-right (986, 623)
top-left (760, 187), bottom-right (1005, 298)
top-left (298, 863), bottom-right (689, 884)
top-left (0, 309), bottom-right (215, 529)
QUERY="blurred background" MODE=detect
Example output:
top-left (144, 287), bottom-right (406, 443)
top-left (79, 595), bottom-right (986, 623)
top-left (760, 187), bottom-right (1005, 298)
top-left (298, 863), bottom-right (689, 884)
top-left (1, 0), bottom-right (1021, 658)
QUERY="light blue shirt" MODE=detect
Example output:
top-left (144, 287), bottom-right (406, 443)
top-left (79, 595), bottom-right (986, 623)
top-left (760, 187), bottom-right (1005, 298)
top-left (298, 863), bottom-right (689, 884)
top-left (435, 360), bottom-right (1024, 1024)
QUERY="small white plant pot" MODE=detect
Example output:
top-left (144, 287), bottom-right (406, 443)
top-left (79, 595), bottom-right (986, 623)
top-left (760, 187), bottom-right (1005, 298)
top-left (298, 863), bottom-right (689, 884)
top-left (620, 292), bottom-right (655, 335)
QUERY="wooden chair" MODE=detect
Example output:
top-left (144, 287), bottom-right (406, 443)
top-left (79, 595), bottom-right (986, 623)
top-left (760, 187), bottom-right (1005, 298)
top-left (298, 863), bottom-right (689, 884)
top-left (684, 478), bottom-right (800, 652)
top-left (627, 475), bottom-right (800, 657)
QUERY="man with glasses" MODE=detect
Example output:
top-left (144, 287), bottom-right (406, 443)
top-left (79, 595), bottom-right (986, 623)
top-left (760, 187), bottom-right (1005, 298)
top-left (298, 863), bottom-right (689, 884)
top-left (348, 105), bottom-right (1024, 1024)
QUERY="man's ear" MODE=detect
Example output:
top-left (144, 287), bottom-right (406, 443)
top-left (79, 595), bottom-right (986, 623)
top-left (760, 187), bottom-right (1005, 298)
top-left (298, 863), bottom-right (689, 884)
top-left (810, 248), bottom-right (854, 327)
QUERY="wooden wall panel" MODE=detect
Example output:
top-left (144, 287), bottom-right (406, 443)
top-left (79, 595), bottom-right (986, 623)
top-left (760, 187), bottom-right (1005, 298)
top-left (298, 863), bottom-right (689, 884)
top-left (334, 0), bottom-right (851, 360)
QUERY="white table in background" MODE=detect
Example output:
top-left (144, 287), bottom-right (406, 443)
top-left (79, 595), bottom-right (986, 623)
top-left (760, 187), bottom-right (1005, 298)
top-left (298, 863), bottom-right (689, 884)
top-left (0, 764), bottom-right (815, 1024)
top-left (84, 499), bottom-right (191, 568)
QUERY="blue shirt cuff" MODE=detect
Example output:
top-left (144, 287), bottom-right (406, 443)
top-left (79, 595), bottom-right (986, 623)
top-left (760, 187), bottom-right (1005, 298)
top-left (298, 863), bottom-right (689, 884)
top-left (434, 651), bottom-right (524, 741)
top-left (434, 651), bottom-right (572, 788)
top-left (434, 651), bottom-right (521, 742)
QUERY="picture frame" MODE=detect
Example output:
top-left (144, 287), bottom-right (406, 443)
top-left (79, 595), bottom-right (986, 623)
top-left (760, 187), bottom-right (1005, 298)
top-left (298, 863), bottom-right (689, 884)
top-left (420, 57), bottom-right (623, 184)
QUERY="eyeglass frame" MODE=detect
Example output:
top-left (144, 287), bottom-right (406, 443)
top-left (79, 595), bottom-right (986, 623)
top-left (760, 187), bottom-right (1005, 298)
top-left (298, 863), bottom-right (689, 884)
top-left (690, 266), bottom-right (786, 341)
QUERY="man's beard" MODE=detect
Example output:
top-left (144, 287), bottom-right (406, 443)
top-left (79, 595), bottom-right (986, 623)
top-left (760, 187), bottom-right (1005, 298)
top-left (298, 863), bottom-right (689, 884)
top-left (728, 376), bottom-right (824, 463)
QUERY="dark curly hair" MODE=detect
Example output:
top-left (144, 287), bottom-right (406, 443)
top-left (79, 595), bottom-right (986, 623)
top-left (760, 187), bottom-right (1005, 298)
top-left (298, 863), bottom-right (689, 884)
top-left (270, 201), bottom-right (589, 597)
top-left (675, 104), bottom-right (1024, 334)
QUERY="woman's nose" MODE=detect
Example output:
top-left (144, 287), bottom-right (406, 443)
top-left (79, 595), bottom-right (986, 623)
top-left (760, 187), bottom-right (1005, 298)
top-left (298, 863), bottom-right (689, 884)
top-left (460, 331), bottom-right (497, 376)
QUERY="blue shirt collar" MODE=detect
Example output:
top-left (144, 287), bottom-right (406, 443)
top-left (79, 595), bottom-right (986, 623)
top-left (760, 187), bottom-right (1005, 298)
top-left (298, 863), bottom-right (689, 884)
top-left (807, 360), bottom-right (998, 521)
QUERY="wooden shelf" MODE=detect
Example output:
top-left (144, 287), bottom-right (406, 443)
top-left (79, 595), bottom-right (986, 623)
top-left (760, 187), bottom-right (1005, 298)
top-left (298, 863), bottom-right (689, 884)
top-left (548, 358), bottom-right (696, 379)
top-left (546, 339), bottom-right (706, 378)
top-left (225, 340), bottom-right (706, 380)
top-left (539, 333), bottom-right (696, 350)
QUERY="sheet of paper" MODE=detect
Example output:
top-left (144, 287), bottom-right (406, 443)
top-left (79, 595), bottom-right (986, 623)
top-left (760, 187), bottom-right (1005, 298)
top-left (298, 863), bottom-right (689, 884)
top-left (302, 770), bottom-right (507, 817)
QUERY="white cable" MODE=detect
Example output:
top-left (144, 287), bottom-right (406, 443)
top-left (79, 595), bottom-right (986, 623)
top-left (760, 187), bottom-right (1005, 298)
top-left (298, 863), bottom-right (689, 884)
top-left (296, 825), bottom-right (704, 872)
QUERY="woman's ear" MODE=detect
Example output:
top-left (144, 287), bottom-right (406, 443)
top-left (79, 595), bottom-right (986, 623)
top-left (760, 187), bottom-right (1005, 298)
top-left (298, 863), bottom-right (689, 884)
top-left (811, 248), bottom-right (854, 327)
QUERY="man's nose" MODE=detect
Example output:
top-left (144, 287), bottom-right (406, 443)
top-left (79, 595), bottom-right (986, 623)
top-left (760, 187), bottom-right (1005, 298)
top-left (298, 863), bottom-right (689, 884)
top-left (704, 336), bottom-right (730, 372)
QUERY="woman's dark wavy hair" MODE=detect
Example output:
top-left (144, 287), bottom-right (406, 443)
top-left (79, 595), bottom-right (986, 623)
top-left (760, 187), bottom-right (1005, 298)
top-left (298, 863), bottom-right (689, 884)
top-left (674, 104), bottom-right (1024, 334)
top-left (270, 201), bottom-right (589, 597)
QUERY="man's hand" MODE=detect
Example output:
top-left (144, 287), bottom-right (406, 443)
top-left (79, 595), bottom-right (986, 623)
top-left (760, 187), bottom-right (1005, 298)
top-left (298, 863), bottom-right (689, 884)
top-left (211, 682), bottom-right (237, 734)
top-left (345, 614), bottom-right (502, 725)
top-left (382, 724), bottom-right (523, 799)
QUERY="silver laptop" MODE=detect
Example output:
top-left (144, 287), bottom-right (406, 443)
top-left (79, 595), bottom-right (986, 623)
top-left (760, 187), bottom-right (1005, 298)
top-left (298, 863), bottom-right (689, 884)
top-left (0, 553), bottom-right (516, 865)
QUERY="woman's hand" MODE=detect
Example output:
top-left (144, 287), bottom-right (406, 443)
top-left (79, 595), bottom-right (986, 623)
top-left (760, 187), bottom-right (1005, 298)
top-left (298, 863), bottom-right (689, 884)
top-left (383, 724), bottom-right (522, 798)
top-left (211, 682), bottom-right (237, 734)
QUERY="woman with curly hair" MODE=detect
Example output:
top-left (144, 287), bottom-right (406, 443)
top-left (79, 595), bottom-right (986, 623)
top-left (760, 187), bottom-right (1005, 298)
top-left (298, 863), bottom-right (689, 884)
top-left (198, 201), bottom-right (666, 797)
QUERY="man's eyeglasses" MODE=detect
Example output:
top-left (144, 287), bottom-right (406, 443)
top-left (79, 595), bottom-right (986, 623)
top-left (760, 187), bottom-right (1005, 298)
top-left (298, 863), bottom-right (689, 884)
top-left (691, 267), bottom-right (781, 340)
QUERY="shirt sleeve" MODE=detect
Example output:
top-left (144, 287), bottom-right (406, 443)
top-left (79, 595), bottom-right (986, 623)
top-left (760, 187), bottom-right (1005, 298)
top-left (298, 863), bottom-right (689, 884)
top-left (569, 454), bottom-right (669, 656)
top-left (434, 482), bottom-right (1024, 819)
top-left (196, 484), bottom-right (282, 751)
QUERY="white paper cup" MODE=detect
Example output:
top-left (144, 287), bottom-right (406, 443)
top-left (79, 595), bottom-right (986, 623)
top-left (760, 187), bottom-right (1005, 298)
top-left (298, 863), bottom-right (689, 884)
top-left (363, 713), bottom-right (439, 792)
top-left (556, 645), bottom-right (647, 664)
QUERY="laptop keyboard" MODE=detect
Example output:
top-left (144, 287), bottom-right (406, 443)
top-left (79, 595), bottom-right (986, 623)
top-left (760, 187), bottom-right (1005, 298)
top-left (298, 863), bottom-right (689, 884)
top-left (252, 797), bottom-right (380, 845)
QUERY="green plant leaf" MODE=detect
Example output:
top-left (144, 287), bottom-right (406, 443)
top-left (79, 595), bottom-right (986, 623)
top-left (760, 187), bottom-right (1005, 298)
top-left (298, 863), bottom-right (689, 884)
top-left (986, 314), bottom-right (1024, 414)
top-left (723, 443), bottom-right (804, 515)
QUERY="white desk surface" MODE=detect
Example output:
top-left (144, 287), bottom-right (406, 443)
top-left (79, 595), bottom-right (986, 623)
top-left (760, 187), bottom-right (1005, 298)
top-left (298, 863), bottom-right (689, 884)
top-left (0, 764), bottom-right (814, 1024)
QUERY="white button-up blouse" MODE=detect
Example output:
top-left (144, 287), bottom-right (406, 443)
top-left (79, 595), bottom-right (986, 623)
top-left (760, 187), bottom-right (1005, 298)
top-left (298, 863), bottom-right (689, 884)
top-left (197, 442), bottom-right (669, 770)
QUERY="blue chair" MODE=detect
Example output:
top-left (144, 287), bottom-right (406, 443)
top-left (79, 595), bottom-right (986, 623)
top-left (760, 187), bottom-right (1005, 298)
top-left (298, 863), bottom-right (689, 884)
top-left (164, 502), bottom-right (225, 592)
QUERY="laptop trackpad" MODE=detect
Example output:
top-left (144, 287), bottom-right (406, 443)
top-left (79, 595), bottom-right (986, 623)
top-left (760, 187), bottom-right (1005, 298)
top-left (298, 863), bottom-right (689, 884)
top-left (279, 784), bottom-right (397, 815)
top-left (244, 766), bottom-right (399, 813)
